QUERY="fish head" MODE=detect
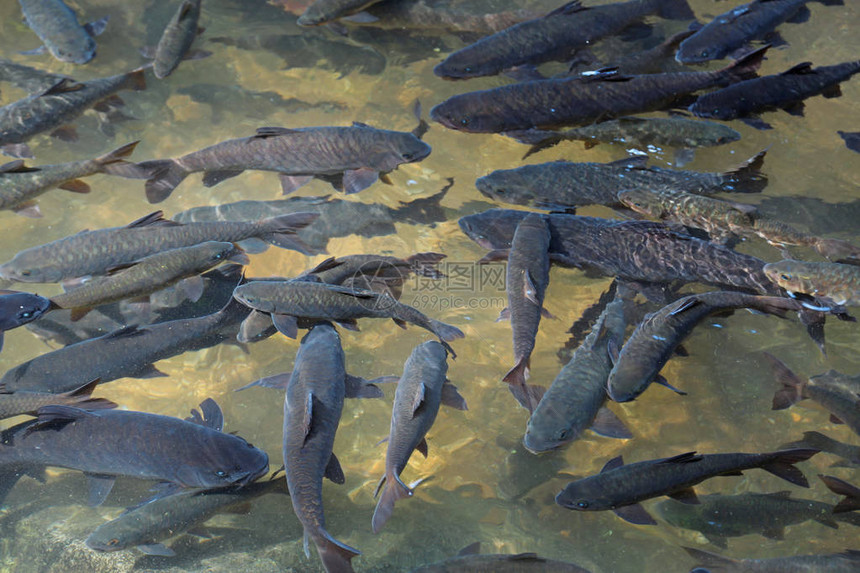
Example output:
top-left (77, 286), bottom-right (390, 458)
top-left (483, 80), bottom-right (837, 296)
top-left (762, 260), bottom-right (819, 296)
top-left (369, 133), bottom-right (432, 170)
top-left (475, 169), bottom-right (535, 206)
top-left (0, 292), bottom-right (52, 330)
top-left (458, 209), bottom-right (523, 250)
top-left (85, 523), bottom-right (133, 553)
top-left (49, 35), bottom-right (97, 65)
top-left (555, 475), bottom-right (616, 511)
top-left (0, 256), bottom-right (62, 284)
top-left (198, 241), bottom-right (246, 267)
top-left (523, 421), bottom-right (573, 454)
top-left (616, 189), bottom-right (663, 218)
top-left (709, 125), bottom-right (742, 146)
top-left (675, 36), bottom-right (727, 65)
top-left (433, 55), bottom-right (484, 80)
top-left (185, 434), bottom-right (270, 488)
top-left (232, 284), bottom-right (276, 313)
top-left (429, 96), bottom-right (499, 134)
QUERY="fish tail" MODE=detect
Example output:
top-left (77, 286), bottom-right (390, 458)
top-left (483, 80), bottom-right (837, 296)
top-left (122, 68), bottom-right (148, 92)
top-left (814, 0), bottom-right (843, 5)
top-left (315, 529), bottom-right (360, 573)
top-left (721, 45), bottom-right (769, 84)
top-left (428, 318), bottom-right (465, 343)
top-left (503, 358), bottom-right (542, 413)
top-left (655, 0), bottom-right (694, 21)
top-left (139, 159), bottom-right (190, 203)
top-left (723, 149), bottom-right (768, 193)
top-left (753, 296), bottom-right (802, 317)
top-left (259, 212), bottom-right (323, 255)
top-left (760, 448), bottom-right (819, 487)
top-left (62, 379), bottom-right (117, 411)
top-left (95, 141), bottom-right (151, 179)
top-left (819, 474), bottom-right (860, 513)
top-left (813, 238), bottom-right (860, 261)
top-left (762, 352), bottom-right (807, 410)
top-left (394, 178), bottom-right (453, 225)
top-left (371, 473), bottom-right (413, 534)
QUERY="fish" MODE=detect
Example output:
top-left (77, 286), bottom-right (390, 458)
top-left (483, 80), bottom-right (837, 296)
top-left (0, 290), bottom-right (52, 351)
top-left (302, 252), bottom-right (446, 299)
top-left (0, 398), bottom-right (269, 506)
top-left (763, 260), bottom-right (860, 308)
top-left (683, 546), bottom-right (860, 573)
top-left (85, 477), bottom-right (286, 556)
top-left (606, 292), bottom-right (804, 402)
top-left (19, 0), bottom-right (109, 64)
top-left (0, 59), bottom-right (69, 95)
top-left (432, 0), bottom-right (694, 80)
top-left (172, 178), bottom-right (453, 254)
top-left (475, 153), bottom-right (768, 212)
top-left (657, 491), bottom-right (856, 548)
top-left (523, 291), bottom-right (631, 453)
top-left (819, 474), bottom-right (860, 513)
top-left (362, 0), bottom-right (539, 36)
top-left (430, 48), bottom-right (767, 134)
top-left (0, 70), bottom-right (146, 159)
top-left (763, 353), bottom-right (860, 437)
top-left (408, 542), bottom-right (591, 572)
top-left (555, 449), bottom-right (819, 525)
top-left (298, 0), bottom-right (384, 26)
top-left (149, 0), bottom-right (207, 79)
top-left (0, 379), bottom-right (116, 421)
top-left (0, 210), bottom-right (318, 284)
top-left (48, 241), bottom-right (247, 320)
top-left (689, 60), bottom-right (860, 130)
top-left (840, 131), bottom-right (860, 153)
top-left (232, 279), bottom-right (465, 353)
top-left (506, 115), bottom-right (740, 160)
top-left (781, 431), bottom-right (860, 467)
top-left (372, 341), bottom-right (466, 533)
top-left (0, 141), bottom-right (149, 218)
top-left (677, 0), bottom-right (844, 65)
top-left (138, 123), bottom-right (432, 203)
top-left (0, 296), bottom-right (252, 394)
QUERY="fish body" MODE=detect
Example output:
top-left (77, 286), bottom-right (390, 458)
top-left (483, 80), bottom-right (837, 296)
top-left (153, 0), bottom-right (203, 79)
top-left (683, 546), bottom-right (860, 573)
top-left (764, 260), bottom-right (860, 306)
top-left (409, 552), bottom-right (591, 572)
top-left (781, 431), bottom-right (860, 466)
top-left (430, 49), bottom-right (765, 133)
top-left (690, 60), bottom-right (860, 128)
top-left (677, 0), bottom-right (842, 64)
top-left (0, 141), bottom-right (148, 217)
top-left (298, 0), bottom-right (381, 25)
top-left (19, 0), bottom-right (105, 64)
top-left (0, 59), bottom-right (68, 94)
top-left (0, 70), bottom-right (145, 156)
top-left (524, 295), bottom-right (628, 453)
top-left (555, 449), bottom-right (818, 524)
top-left (0, 380), bottom-right (115, 420)
top-left (303, 252), bottom-right (445, 299)
top-left (475, 154), bottom-right (767, 212)
top-left (0, 290), bottom-right (51, 351)
top-left (607, 292), bottom-right (802, 402)
top-left (840, 131), bottom-right (860, 153)
top-left (282, 323), bottom-right (360, 573)
top-left (0, 210), bottom-right (317, 283)
top-left (138, 125), bottom-right (431, 203)
top-left (433, 0), bottom-right (693, 79)
top-left (0, 399), bottom-right (269, 504)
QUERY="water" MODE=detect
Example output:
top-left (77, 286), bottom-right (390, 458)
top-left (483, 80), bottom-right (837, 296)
top-left (0, 0), bottom-right (858, 571)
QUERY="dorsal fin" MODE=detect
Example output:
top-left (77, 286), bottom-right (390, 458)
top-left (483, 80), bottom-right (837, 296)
top-left (601, 455), bottom-right (624, 472)
top-left (781, 62), bottom-right (814, 75)
top-left (124, 211), bottom-right (178, 228)
top-left (546, 0), bottom-right (586, 17)
top-left (185, 398), bottom-right (224, 431)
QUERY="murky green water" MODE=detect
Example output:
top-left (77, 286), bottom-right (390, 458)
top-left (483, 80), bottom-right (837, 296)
top-left (1, 0), bottom-right (859, 571)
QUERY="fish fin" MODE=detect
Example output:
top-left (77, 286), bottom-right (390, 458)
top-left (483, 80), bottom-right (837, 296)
top-left (607, 337), bottom-right (620, 365)
top-left (601, 455), bottom-right (624, 472)
top-left (722, 45), bottom-right (769, 84)
top-left (656, 0), bottom-right (694, 20)
top-left (27, 405), bottom-right (97, 434)
top-left (336, 319), bottom-right (361, 332)
top-left (813, 513), bottom-right (840, 529)
top-left (341, 10), bottom-right (378, 23)
top-left (185, 398), bottom-right (224, 431)
top-left (301, 392), bottom-right (315, 444)
top-left (0, 160), bottom-right (38, 173)
top-left (761, 527), bottom-right (785, 540)
top-left (390, 318), bottom-right (407, 330)
top-left (184, 48), bottom-right (212, 61)
top-left (457, 542), bottom-right (481, 556)
top-left (69, 307), bottom-right (92, 322)
top-left (178, 276), bottom-right (205, 302)
top-left (741, 116), bottom-right (773, 130)
top-left (278, 174), bottom-right (313, 195)
top-left (607, 155), bottom-right (649, 169)
top-left (613, 503), bottom-right (656, 525)
top-left (343, 374), bottom-right (384, 399)
top-left (272, 314), bottom-right (299, 338)
top-left (410, 383), bottom-right (427, 417)
top-left (545, 1), bottom-right (586, 17)
top-left (137, 543), bottom-right (175, 557)
top-left (237, 309), bottom-right (276, 343)
top-left (428, 319), bottom-right (464, 344)
top-left (84, 15), bottom-right (110, 37)
top-left (682, 547), bottom-right (739, 567)
top-left (342, 168), bottom-right (379, 194)
top-left (786, 4), bottom-right (811, 23)
top-left (235, 238), bottom-right (269, 254)
top-left (590, 407), bottom-right (632, 439)
top-left (704, 535), bottom-right (728, 549)
top-left (667, 487), bottom-right (700, 504)
top-left (303, 531), bottom-right (311, 558)
top-left (496, 307), bottom-right (511, 322)
top-left (40, 78), bottom-right (85, 96)
top-left (138, 160), bottom-right (191, 204)
top-left (507, 383), bottom-right (543, 414)
top-left (133, 364), bottom-right (167, 379)
top-left (19, 45), bottom-right (47, 56)
top-left (324, 453), bottom-right (345, 484)
top-left (782, 62), bottom-right (814, 76)
top-left (316, 530), bottom-right (361, 573)
top-left (523, 270), bottom-right (541, 305)
top-left (477, 248), bottom-right (510, 264)
top-left (12, 201), bottom-right (42, 218)
top-left (0, 144), bottom-right (34, 159)
top-left (760, 448), bottom-right (819, 487)
top-left (782, 101), bottom-right (806, 116)
top-left (674, 344), bottom-right (689, 357)
top-left (0, 332), bottom-right (3, 352)
top-left (139, 44), bottom-right (155, 59)
top-left (51, 125), bottom-right (79, 142)
top-left (254, 127), bottom-right (298, 137)
top-left (235, 372), bottom-right (292, 391)
top-left (440, 381), bottom-right (468, 410)
top-left (830, 413), bottom-right (845, 425)
top-left (822, 83), bottom-right (843, 99)
top-left (259, 212), bottom-right (324, 255)
top-left (85, 473), bottom-right (116, 506)
top-left (819, 474), bottom-right (860, 513)
top-left (0, 466), bottom-right (28, 506)
top-left (762, 352), bottom-right (806, 409)
top-left (125, 210), bottom-right (177, 229)
top-left (202, 169), bottom-right (244, 187)
top-left (371, 473), bottom-right (413, 533)
top-left (416, 438), bottom-right (429, 458)
top-left (654, 374), bottom-right (687, 396)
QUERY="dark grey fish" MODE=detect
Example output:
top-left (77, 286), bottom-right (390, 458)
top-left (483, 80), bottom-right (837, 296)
top-left (0, 70), bottom-right (146, 159)
top-left (690, 60), bottom-right (860, 130)
top-left (820, 474), bottom-right (860, 513)
top-left (85, 477), bottom-right (286, 556)
top-left (363, 0), bottom-right (539, 35)
top-left (298, 0), bottom-right (383, 26)
top-left (839, 131), bottom-right (860, 153)
top-left (781, 431), bottom-right (860, 467)
top-left (433, 0), bottom-right (693, 80)
top-left (372, 342), bottom-right (466, 533)
top-left (0, 380), bottom-right (115, 421)
top-left (19, 0), bottom-right (108, 64)
top-left (0, 210), bottom-right (318, 283)
top-left (430, 48), bottom-right (766, 133)
top-left (0, 290), bottom-right (51, 351)
top-left (677, 0), bottom-right (843, 64)
top-left (303, 252), bottom-right (446, 298)
top-left (524, 292), bottom-right (630, 453)
top-left (657, 491), bottom-right (855, 548)
top-left (409, 542), bottom-right (591, 572)
top-left (607, 292), bottom-right (804, 402)
top-left (683, 546), bottom-right (860, 573)
top-left (151, 0), bottom-right (205, 79)
top-left (138, 124), bottom-right (431, 203)
top-left (764, 353), bottom-right (860, 437)
top-left (0, 141), bottom-right (148, 218)
top-left (0, 59), bottom-right (68, 94)
top-left (0, 297), bottom-right (250, 394)
top-left (475, 153), bottom-right (767, 212)
top-left (555, 449), bottom-right (819, 525)
top-left (0, 398), bottom-right (269, 506)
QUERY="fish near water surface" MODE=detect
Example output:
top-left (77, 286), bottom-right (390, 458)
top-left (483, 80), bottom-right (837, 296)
top-left (764, 259), bottom-right (860, 307)
top-left (151, 0), bottom-right (206, 79)
top-left (139, 123), bottom-right (431, 203)
top-left (819, 474), bottom-right (860, 513)
top-left (302, 252), bottom-right (446, 299)
top-left (840, 131), bottom-right (860, 153)
top-left (0, 379), bottom-right (116, 421)
top-left (683, 546), bottom-right (860, 573)
top-left (372, 341), bottom-right (466, 533)
top-left (408, 542), bottom-right (591, 572)
top-left (0, 290), bottom-right (51, 351)
top-left (0, 59), bottom-right (69, 95)
top-left (19, 0), bottom-right (108, 64)
top-left (298, 0), bottom-right (384, 26)
top-left (781, 431), bottom-right (860, 467)
top-left (555, 449), bottom-right (819, 525)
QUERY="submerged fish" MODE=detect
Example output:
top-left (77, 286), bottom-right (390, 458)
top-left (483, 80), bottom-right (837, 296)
top-left (19, 0), bottom-right (108, 64)
top-left (372, 341), bottom-right (466, 533)
top-left (138, 124), bottom-right (431, 203)
top-left (0, 59), bottom-right (68, 94)
top-left (409, 542), bottom-right (591, 572)
top-left (298, 0), bottom-right (383, 26)
top-left (839, 131), bottom-right (860, 153)
top-left (764, 260), bottom-right (860, 307)
top-left (0, 70), bottom-right (146, 159)
top-left (690, 60), bottom-right (860, 130)
top-left (0, 141), bottom-right (148, 218)
top-left (303, 252), bottom-right (445, 298)
top-left (430, 48), bottom-right (766, 134)
top-left (150, 0), bottom-right (206, 79)
top-left (0, 379), bottom-right (115, 421)
top-left (781, 431), bottom-right (860, 467)
top-left (820, 474), bottom-right (860, 513)
top-left (0, 290), bottom-right (51, 351)
top-left (433, 0), bottom-right (693, 80)
top-left (0, 210), bottom-right (318, 283)
top-left (606, 292), bottom-right (803, 403)
top-left (683, 546), bottom-right (860, 573)
top-left (555, 449), bottom-right (818, 524)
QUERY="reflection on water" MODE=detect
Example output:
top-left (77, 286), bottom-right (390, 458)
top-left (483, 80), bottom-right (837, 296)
top-left (0, 0), bottom-right (858, 571)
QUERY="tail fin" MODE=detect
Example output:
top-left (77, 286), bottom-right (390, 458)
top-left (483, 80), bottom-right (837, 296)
top-left (760, 448), bottom-right (818, 487)
top-left (121, 68), bottom-right (148, 92)
top-left (656, 0), bottom-right (694, 20)
top-left (721, 45), bottom-right (769, 84)
top-left (395, 178), bottom-right (454, 225)
top-left (504, 358), bottom-right (543, 413)
top-left (723, 148), bottom-right (768, 193)
top-left (814, 238), bottom-right (860, 261)
top-left (762, 352), bottom-right (806, 410)
top-left (371, 473), bottom-right (413, 533)
top-left (315, 529), bottom-right (360, 573)
top-left (259, 212), bottom-right (323, 255)
top-left (62, 379), bottom-right (117, 411)
top-left (139, 159), bottom-right (190, 203)
top-left (819, 474), bottom-right (860, 513)
top-left (95, 141), bottom-right (151, 179)
top-left (428, 318), bottom-right (465, 343)
top-left (750, 295), bottom-right (803, 318)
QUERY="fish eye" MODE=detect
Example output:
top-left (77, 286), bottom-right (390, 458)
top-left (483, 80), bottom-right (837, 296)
top-left (699, 50), bottom-right (709, 59)
top-left (460, 117), bottom-right (470, 126)
top-left (401, 151), bottom-right (415, 161)
top-left (780, 274), bottom-right (791, 281)
top-left (556, 429), bottom-right (569, 440)
top-left (108, 539), bottom-right (119, 546)
top-left (20, 270), bottom-right (31, 277)
top-left (215, 470), bottom-right (228, 478)
top-left (576, 500), bottom-right (589, 509)
top-left (19, 310), bottom-right (33, 319)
